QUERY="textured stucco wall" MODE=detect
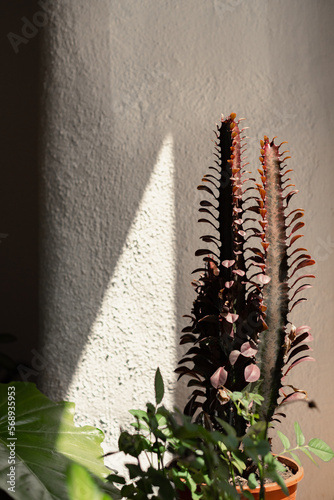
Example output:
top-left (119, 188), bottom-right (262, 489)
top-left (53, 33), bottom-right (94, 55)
top-left (39, 1), bottom-right (334, 497)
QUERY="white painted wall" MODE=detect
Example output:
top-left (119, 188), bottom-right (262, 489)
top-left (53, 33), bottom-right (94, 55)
top-left (39, 1), bottom-right (334, 497)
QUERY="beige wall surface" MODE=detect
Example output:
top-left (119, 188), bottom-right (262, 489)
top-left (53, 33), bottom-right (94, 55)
top-left (39, 1), bottom-right (334, 497)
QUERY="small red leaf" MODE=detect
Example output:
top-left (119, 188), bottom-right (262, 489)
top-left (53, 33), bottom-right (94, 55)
top-left (233, 269), bottom-right (245, 277)
top-left (289, 221), bottom-right (305, 236)
top-left (198, 315), bottom-right (219, 324)
top-left (288, 247), bottom-right (308, 258)
top-left (210, 367), bottom-right (228, 389)
top-left (225, 281), bottom-right (234, 288)
top-left (289, 234), bottom-right (303, 246)
top-left (295, 325), bottom-right (311, 335)
top-left (287, 212), bottom-right (304, 227)
top-left (290, 274), bottom-right (315, 289)
top-left (229, 350), bottom-right (240, 365)
top-left (285, 189), bottom-right (299, 205)
top-left (286, 344), bottom-right (312, 363)
top-left (195, 249), bottom-right (212, 257)
top-left (225, 312), bottom-right (239, 324)
top-left (221, 260), bottom-right (235, 268)
top-left (281, 392), bottom-right (308, 405)
top-left (290, 284), bottom-right (312, 301)
top-left (191, 268), bottom-right (206, 275)
top-left (289, 259), bottom-right (315, 278)
top-left (257, 274), bottom-right (271, 284)
top-left (290, 253), bottom-right (311, 268)
top-left (244, 364), bottom-right (260, 383)
top-left (289, 297), bottom-right (307, 312)
top-left (291, 332), bottom-right (313, 348)
top-left (240, 342), bottom-right (258, 357)
top-left (284, 356), bottom-right (315, 376)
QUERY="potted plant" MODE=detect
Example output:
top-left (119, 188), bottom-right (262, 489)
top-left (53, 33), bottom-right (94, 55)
top-left (99, 368), bottom-right (303, 500)
top-left (176, 112), bottom-right (333, 498)
top-left (97, 367), bottom-right (332, 500)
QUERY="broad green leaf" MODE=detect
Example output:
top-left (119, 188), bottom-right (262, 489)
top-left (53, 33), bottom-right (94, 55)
top-left (121, 483), bottom-right (137, 497)
top-left (0, 382), bottom-right (113, 500)
top-left (155, 368), bottom-right (164, 405)
top-left (215, 418), bottom-right (237, 437)
top-left (67, 463), bottom-right (113, 500)
top-left (129, 409), bottom-right (148, 421)
top-left (147, 467), bottom-right (175, 500)
top-left (247, 472), bottom-right (258, 489)
top-left (106, 474), bottom-right (126, 485)
top-left (126, 463), bottom-right (142, 479)
top-left (130, 421), bottom-right (149, 431)
top-left (276, 430), bottom-right (290, 450)
top-left (308, 439), bottom-right (334, 462)
top-left (294, 422), bottom-right (305, 446)
top-left (156, 413), bottom-right (168, 427)
top-left (118, 432), bottom-right (151, 457)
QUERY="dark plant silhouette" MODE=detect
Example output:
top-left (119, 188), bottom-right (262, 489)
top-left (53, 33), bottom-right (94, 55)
top-left (177, 113), bottom-right (315, 433)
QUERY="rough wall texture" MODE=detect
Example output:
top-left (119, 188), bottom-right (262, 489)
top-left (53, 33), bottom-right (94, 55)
top-left (39, 1), bottom-right (334, 497)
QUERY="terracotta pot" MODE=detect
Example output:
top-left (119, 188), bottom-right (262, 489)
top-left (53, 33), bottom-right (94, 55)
top-left (177, 456), bottom-right (303, 500)
top-left (237, 456), bottom-right (304, 500)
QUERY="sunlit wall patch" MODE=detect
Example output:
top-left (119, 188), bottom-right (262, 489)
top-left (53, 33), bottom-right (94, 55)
top-left (67, 134), bottom-right (177, 452)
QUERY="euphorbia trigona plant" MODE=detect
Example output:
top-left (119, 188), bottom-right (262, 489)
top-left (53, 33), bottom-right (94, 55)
top-left (176, 112), bottom-right (316, 434)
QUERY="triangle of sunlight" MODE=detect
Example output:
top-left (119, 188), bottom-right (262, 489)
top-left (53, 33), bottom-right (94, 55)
top-left (67, 134), bottom-right (177, 451)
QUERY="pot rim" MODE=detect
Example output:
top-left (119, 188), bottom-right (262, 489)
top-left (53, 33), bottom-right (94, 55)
top-left (236, 455), bottom-right (304, 493)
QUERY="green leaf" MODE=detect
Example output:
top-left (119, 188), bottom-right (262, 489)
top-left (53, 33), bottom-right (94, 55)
top-left (147, 467), bottom-right (175, 500)
top-left (247, 472), bottom-right (258, 489)
top-left (0, 382), bottom-right (112, 500)
top-left (215, 418), bottom-right (237, 437)
top-left (106, 474), bottom-right (126, 485)
top-left (289, 452), bottom-right (301, 466)
top-left (155, 368), bottom-right (164, 405)
top-left (129, 409), bottom-right (148, 421)
top-left (156, 413), bottom-right (167, 427)
top-left (231, 451), bottom-right (246, 475)
top-left (299, 447), bottom-right (318, 465)
top-left (126, 463), bottom-right (142, 479)
top-left (294, 422), bottom-right (305, 446)
top-left (121, 483), bottom-right (137, 497)
top-left (67, 463), bottom-right (113, 500)
top-left (118, 432), bottom-right (151, 457)
top-left (276, 430), bottom-right (290, 450)
top-left (130, 421), bottom-right (149, 431)
top-left (308, 439), bottom-right (334, 462)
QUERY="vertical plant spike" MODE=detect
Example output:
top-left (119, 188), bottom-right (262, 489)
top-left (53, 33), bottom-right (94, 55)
top-left (176, 114), bottom-right (264, 433)
top-left (178, 115), bottom-right (315, 434)
top-left (254, 137), bottom-right (315, 422)
top-left (254, 139), bottom-right (289, 422)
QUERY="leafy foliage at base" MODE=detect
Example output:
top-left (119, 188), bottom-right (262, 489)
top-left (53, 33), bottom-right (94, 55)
top-left (0, 382), bottom-right (119, 500)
